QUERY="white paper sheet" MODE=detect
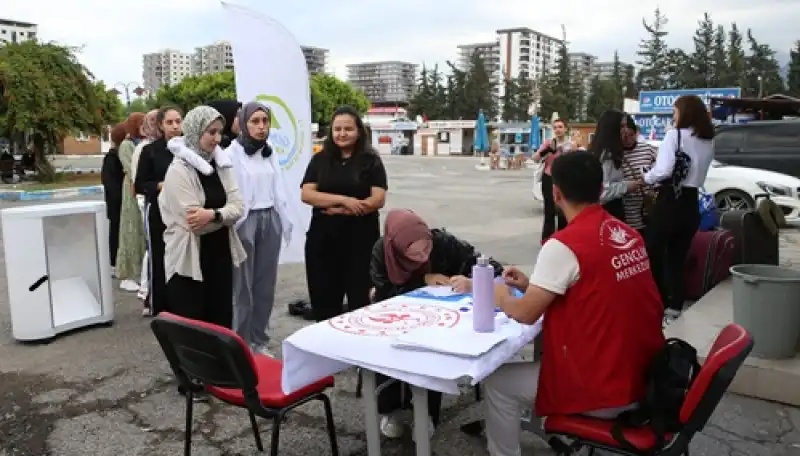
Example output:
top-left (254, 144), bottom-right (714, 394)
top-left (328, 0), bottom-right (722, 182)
top-left (391, 325), bottom-right (508, 357)
top-left (418, 285), bottom-right (460, 297)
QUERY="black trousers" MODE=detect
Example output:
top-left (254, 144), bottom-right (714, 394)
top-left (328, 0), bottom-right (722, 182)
top-left (146, 202), bottom-right (168, 316)
top-left (647, 186), bottom-right (700, 312)
top-left (376, 374), bottom-right (442, 425)
top-left (540, 173), bottom-right (567, 241)
top-left (305, 216), bottom-right (378, 322)
top-left (166, 229), bottom-right (233, 328)
top-left (106, 196), bottom-right (121, 267)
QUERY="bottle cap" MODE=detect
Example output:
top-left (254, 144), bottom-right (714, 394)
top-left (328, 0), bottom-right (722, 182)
top-left (477, 255), bottom-right (489, 266)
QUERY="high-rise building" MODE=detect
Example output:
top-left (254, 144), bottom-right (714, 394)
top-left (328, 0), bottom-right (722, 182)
top-left (193, 41), bottom-right (234, 75)
top-left (0, 18), bottom-right (38, 45)
top-left (568, 52), bottom-right (597, 120)
top-left (346, 61), bottom-right (418, 105)
top-left (143, 42), bottom-right (330, 92)
top-left (592, 60), bottom-right (634, 80)
top-left (142, 49), bottom-right (194, 92)
top-left (457, 41), bottom-right (501, 97)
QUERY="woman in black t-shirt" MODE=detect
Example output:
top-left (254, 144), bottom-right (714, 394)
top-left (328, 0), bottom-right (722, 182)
top-left (300, 105), bottom-right (389, 321)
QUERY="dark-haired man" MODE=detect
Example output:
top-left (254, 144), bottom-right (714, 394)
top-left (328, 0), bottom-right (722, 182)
top-left (482, 151), bottom-right (665, 456)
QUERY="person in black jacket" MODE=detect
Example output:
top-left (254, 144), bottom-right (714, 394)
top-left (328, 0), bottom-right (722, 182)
top-left (102, 123), bottom-right (128, 273)
top-left (135, 106), bottom-right (183, 316)
top-left (207, 100), bottom-right (241, 149)
top-left (369, 208), bottom-right (502, 439)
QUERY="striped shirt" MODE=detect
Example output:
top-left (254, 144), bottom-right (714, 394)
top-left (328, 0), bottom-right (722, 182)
top-left (620, 142), bottom-right (657, 229)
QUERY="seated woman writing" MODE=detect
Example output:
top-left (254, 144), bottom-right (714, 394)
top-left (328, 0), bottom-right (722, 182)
top-left (369, 208), bottom-right (502, 439)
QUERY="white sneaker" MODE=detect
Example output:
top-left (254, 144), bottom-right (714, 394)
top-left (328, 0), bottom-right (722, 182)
top-left (120, 280), bottom-right (139, 292)
top-left (137, 289), bottom-right (149, 301)
top-left (379, 412), bottom-right (405, 439)
top-left (142, 307), bottom-right (152, 317)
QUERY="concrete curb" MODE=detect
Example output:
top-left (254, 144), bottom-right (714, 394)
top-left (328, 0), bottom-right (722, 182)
top-left (0, 185), bottom-right (104, 202)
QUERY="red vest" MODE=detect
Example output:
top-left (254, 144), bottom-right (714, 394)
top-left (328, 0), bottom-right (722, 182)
top-left (535, 205), bottom-right (665, 417)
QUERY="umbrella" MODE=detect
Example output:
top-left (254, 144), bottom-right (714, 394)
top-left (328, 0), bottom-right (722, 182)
top-left (529, 115), bottom-right (541, 151)
top-left (474, 110), bottom-right (489, 153)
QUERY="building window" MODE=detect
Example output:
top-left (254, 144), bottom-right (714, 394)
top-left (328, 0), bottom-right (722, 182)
top-left (76, 132), bottom-right (90, 142)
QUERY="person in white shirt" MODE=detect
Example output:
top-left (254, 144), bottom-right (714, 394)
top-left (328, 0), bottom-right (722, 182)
top-left (642, 95), bottom-right (715, 326)
top-left (229, 101), bottom-right (294, 356)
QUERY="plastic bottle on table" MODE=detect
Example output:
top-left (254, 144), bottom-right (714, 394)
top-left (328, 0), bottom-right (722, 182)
top-left (472, 256), bottom-right (495, 333)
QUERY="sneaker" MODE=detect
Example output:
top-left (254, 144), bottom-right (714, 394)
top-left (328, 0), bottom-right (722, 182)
top-left (379, 412), bottom-right (405, 439)
top-left (137, 289), bottom-right (149, 301)
top-left (142, 307), bottom-right (152, 317)
top-left (120, 280), bottom-right (139, 292)
top-left (663, 309), bottom-right (681, 328)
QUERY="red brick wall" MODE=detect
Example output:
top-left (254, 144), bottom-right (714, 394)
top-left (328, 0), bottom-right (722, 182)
top-left (60, 135), bottom-right (101, 155)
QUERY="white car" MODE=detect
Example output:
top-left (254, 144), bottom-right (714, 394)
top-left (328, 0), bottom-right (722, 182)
top-left (531, 159), bottom-right (800, 224)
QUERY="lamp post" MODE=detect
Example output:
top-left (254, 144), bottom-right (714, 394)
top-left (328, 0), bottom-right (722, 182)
top-left (757, 75), bottom-right (764, 98)
top-left (112, 82), bottom-right (144, 107)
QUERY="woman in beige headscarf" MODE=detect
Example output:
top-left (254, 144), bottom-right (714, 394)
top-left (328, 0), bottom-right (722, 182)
top-left (131, 110), bottom-right (159, 305)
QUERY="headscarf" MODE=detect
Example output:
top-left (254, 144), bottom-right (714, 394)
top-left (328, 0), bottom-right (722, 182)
top-left (182, 106), bottom-right (224, 162)
top-left (142, 109), bottom-right (160, 141)
top-left (383, 209), bottom-right (433, 285)
top-left (208, 100), bottom-right (241, 148)
top-left (237, 101), bottom-right (273, 157)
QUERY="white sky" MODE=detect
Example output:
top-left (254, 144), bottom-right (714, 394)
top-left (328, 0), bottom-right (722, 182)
top-left (4, 0), bottom-right (797, 89)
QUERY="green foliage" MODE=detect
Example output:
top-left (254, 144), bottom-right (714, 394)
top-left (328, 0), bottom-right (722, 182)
top-left (636, 7), bottom-right (670, 90)
top-left (125, 98), bottom-right (150, 115)
top-left (151, 71), bottom-right (237, 113)
top-left (93, 81), bottom-right (125, 125)
top-left (309, 73), bottom-right (370, 129)
top-left (586, 76), bottom-right (621, 121)
top-left (539, 40), bottom-right (574, 122)
top-left (0, 41), bottom-right (106, 180)
top-left (788, 41), bottom-right (800, 97)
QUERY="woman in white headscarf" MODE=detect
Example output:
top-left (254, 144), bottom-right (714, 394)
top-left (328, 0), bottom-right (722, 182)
top-left (158, 105), bottom-right (245, 327)
top-left (228, 101), bottom-right (293, 356)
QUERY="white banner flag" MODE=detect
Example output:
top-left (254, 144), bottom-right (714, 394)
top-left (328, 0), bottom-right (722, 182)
top-left (222, 2), bottom-right (312, 264)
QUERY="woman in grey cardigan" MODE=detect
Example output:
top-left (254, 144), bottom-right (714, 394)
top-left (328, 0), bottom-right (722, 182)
top-left (158, 106), bottom-right (245, 327)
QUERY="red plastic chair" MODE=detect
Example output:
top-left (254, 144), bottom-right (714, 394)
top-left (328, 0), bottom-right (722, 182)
top-left (544, 324), bottom-right (754, 456)
top-left (150, 312), bottom-right (339, 456)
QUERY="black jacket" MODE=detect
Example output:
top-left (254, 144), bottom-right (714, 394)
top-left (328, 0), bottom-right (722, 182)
top-left (101, 148), bottom-right (124, 204)
top-left (135, 139), bottom-right (174, 207)
top-left (370, 228), bottom-right (503, 302)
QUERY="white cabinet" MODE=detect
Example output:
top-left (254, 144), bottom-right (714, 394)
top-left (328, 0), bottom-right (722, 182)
top-left (2, 201), bottom-right (114, 341)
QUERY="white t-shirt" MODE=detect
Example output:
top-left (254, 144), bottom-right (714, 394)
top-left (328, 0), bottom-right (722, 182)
top-left (530, 239), bottom-right (581, 294)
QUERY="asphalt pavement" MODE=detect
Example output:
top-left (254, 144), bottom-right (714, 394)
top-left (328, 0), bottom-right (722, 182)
top-left (1, 155), bottom-right (799, 456)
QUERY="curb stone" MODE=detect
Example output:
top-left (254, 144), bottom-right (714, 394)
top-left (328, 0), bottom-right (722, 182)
top-left (0, 185), bottom-right (104, 202)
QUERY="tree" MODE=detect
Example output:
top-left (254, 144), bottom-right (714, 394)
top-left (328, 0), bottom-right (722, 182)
top-left (711, 25), bottom-right (730, 87)
top-left (610, 51), bottom-right (625, 110)
top-left (727, 23), bottom-right (748, 91)
top-left (688, 13), bottom-right (716, 87)
top-left (623, 65), bottom-right (638, 99)
top-left (585, 76), bottom-right (620, 122)
top-left (0, 41), bottom-right (106, 181)
top-left (125, 98), bottom-right (150, 115)
top-left (408, 64), bottom-right (447, 120)
top-left (93, 81), bottom-right (125, 125)
top-left (500, 77), bottom-right (519, 121)
top-left (461, 51), bottom-right (498, 119)
top-left (151, 71), bottom-right (237, 112)
top-left (310, 73), bottom-right (370, 129)
top-left (636, 7), bottom-right (671, 90)
top-left (788, 41), bottom-right (800, 97)
top-left (744, 29), bottom-right (785, 97)
top-left (540, 39), bottom-right (574, 122)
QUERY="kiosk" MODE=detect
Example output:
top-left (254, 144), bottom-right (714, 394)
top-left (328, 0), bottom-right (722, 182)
top-left (2, 201), bottom-right (114, 341)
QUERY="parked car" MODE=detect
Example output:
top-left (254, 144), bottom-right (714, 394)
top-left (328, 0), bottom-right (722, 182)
top-left (714, 120), bottom-right (800, 178)
top-left (531, 159), bottom-right (800, 224)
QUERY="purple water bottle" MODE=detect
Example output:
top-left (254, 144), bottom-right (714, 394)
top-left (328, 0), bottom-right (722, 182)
top-left (472, 256), bottom-right (495, 333)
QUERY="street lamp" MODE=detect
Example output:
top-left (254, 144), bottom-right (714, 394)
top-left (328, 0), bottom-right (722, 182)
top-left (112, 82), bottom-right (145, 107)
top-left (757, 75), bottom-right (764, 98)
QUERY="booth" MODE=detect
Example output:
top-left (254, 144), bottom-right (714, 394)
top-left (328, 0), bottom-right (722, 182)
top-left (2, 201), bottom-right (114, 341)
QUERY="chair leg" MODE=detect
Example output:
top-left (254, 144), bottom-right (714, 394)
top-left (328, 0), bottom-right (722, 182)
top-left (248, 410), bottom-right (264, 452)
top-left (270, 412), bottom-right (284, 456)
top-left (320, 395), bottom-right (340, 456)
top-left (355, 368), bottom-right (363, 398)
top-left (184, 391), bottom-right (194, 456)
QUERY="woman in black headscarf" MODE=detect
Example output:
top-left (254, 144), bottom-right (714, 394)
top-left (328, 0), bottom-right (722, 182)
top-left (207, 100), bottom-right (242, 149)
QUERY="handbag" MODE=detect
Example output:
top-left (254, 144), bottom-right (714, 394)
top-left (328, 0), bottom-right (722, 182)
top-left (621, 152), bottom-right (658, 222)
top-left (671, 129), bottom-right (691, 197)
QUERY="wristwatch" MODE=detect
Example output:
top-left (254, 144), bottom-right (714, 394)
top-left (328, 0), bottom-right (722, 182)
top-left (213, 210), bottom-right (222, 223)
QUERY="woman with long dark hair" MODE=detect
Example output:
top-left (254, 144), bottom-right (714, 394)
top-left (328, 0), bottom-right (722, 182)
top-left (300, 105), bottom-right (388, 321)
top-left (588, 109), bottom-right (642, 222)
top-left (135, 106), bottom-right (183, 316)
top-left (644, 95), bottom-right (714, 326)
top-left (102, 123), bottom-right (128, 273)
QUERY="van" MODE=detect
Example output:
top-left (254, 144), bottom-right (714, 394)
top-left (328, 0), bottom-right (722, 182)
top-left (714, 121), bottom-right (800, 177)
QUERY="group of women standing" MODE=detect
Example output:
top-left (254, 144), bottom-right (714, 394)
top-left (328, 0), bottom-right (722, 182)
top-left (534, 95), bottom-right (715, 327)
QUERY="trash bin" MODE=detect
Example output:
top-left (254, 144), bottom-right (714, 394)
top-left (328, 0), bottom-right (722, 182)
top-left (730, 264), bottom-right (800, 359)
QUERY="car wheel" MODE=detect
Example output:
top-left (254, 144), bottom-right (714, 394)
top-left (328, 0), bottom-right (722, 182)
top-left (715, 189), bottom-right (755, 213)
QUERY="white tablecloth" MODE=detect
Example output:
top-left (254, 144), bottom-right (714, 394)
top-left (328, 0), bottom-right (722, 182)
top-left (281, 293), bottom-right (542, 395)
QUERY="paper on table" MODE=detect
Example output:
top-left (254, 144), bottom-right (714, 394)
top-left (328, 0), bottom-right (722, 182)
top-left (419, 285), bottom-right (460, 297)
top-left (391, 325), bottom-right (508, 357)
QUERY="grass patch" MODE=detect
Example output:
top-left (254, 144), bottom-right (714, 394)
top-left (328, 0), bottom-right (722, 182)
top-left (10, 173), bottom-right (101, 192)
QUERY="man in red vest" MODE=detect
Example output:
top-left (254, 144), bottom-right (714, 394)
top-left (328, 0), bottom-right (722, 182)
top-left (483, 151), bottom-right (665, 456)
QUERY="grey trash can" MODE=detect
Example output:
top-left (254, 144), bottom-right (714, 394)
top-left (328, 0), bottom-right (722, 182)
top-left (730, 264), bottom-right (800, 359)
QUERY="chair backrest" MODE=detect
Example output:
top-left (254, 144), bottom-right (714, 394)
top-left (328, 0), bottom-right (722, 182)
top-left (678, 324), bottom-right (753, 432)
top-left (150, 312), bottom-right (259, 391)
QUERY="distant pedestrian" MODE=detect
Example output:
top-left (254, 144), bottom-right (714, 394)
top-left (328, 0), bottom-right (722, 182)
top-left (102, 123), bottom-right (127, 274)
top-left (115, 113), bottom-right (147, 292)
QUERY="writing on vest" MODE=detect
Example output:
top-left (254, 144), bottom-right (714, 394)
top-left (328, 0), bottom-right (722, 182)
top-left (600, 219), bottom-right (651, 282)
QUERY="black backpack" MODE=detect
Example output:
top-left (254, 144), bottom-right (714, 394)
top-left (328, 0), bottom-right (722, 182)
top-left (611, 338), bottom-right (701, 453)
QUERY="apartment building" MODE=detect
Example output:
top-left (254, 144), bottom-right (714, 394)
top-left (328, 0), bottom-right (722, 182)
top-left (0, 18), bottom-right (37, 45)
top-left (347, 61), bottom-right (418, 105)
top-left (457, 41), bottom-right (501, 97)
top-left (143, 41), bottom-right (330, 92)
top-left (193, 41), bottom-right (234, 75)
top-left (569, 52), bottom-right (597, 119)
top-left (592, 60), bottom-right (634, 80)
top-left (496, 27), bottom-right (561, 84)
top-left (142, 49), bottom-right (194, 92)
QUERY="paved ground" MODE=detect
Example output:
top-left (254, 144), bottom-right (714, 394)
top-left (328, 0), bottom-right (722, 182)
top-left (1, 155), bottom-right (800, 456)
